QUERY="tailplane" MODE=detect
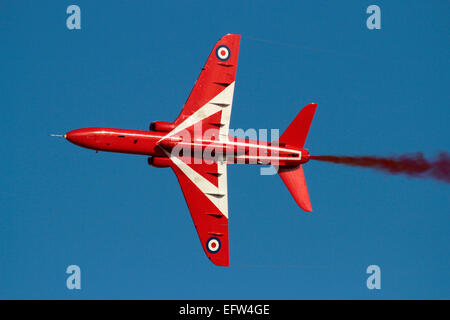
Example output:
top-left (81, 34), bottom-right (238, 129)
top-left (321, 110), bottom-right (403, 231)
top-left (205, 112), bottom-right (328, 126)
top-left (277, 103), bottom-right (317, 212)
top-left (278, 165), bottom-right (312, 212)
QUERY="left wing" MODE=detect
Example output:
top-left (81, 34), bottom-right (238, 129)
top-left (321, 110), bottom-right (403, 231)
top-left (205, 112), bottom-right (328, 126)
top-left (170, 158), bottom-right (229, 266)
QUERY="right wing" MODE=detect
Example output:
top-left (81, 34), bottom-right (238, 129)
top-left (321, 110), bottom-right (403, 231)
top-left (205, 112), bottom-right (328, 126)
top-left (170, 33), bottom-right (240, 139)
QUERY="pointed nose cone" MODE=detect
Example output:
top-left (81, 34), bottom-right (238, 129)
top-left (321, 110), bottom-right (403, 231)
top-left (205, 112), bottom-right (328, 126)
top-left (65, 128), bottom-right (96, 149)
top-left (65, 129), bottom-right (83, 145)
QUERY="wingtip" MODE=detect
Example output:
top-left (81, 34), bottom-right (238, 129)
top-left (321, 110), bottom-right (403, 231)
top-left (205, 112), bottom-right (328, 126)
top-left (299, 202), bottom-right (313, 213)
top-left (222, 33), bottom-right (241, 40)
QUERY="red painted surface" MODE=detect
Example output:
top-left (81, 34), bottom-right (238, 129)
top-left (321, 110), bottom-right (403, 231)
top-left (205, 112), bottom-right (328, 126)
top-left (66, 127), bottom-right (311, 167)
top-left (62, 34), bottom-right (317, 267)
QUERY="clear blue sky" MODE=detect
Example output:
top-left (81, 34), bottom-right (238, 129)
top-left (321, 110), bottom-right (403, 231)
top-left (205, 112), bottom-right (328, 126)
top-left (1, 1), bottom-right (449, 299)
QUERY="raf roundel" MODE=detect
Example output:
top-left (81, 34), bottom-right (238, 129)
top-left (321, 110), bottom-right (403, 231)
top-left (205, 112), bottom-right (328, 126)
top-left (206, 237), bottom-right (221, 254)
top-left (216, 45), bottom-right (230, 61)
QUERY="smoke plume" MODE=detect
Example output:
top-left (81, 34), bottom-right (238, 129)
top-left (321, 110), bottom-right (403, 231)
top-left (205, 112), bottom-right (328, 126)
top-left (310, 152), bottom-right (450, 183)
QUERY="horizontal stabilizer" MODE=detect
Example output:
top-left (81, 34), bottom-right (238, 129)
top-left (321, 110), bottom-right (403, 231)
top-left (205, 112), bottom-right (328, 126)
top-left (278, 165), bottom-right (312, 212)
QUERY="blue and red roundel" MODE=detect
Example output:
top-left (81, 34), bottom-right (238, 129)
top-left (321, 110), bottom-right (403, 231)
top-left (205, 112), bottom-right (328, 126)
top-left (206, 237), bottom-right (221, 254)
top-left (215, 45), bottom-right (230, 61)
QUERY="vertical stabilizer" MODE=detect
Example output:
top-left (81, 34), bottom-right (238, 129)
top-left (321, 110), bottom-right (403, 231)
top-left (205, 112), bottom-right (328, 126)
top-left (279, 103), bottom-right (317, 148)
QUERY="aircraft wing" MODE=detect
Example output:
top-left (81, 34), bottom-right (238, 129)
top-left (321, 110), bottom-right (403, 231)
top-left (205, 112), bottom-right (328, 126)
top-left (160, 34), bottom-right (240, 266)
top-left (170, 33), bottom-right (240, 137)
top-left (170, 159), bottom-right (229, 266)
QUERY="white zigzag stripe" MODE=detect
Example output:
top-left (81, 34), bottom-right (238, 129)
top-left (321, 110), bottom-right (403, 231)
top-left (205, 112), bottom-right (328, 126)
top-left (162, 82), bottom-right (235, 219)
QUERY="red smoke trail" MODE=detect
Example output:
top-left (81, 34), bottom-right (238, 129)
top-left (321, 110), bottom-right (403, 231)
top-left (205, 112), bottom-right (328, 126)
top-left (310, 152), bottom-right (450, 183)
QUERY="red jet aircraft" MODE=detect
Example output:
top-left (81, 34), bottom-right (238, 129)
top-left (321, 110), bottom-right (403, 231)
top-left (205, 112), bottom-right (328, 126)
top-left (57, 34), bottom-right (317, 266)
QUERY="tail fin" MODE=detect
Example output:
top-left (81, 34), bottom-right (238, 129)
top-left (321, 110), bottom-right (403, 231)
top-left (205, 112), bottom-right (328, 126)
top-left (278, 103), bottom-right (317, 212)
top-left (279, 103), bottom-right (317, 148)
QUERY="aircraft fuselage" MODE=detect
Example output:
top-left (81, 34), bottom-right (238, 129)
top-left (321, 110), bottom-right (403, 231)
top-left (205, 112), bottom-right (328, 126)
top-left (65, 127), bottom-right (310, 167)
